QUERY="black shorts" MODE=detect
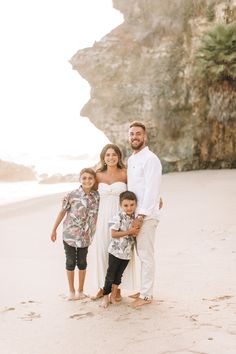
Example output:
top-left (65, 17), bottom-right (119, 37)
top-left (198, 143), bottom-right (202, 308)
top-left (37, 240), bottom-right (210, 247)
top-left (63, 241), bottom-right (88, 271)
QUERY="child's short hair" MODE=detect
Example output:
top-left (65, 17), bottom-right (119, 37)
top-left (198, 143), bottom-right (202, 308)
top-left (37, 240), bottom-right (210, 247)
top-left (79, 167), bottom-right (96, 178)
top-left (119, 191), bottom-right (137, 204)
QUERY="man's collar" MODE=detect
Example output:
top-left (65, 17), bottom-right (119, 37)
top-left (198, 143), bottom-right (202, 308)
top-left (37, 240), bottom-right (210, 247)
top-left (132, 146), bottom-right (149, 155)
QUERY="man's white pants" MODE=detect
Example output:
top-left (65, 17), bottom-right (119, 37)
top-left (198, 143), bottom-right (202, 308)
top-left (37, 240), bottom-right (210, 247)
top-left (136, 219), bottom-right (158, 300)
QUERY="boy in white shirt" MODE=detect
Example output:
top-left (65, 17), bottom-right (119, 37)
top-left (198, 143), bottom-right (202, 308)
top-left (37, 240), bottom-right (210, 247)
top-left (100, 191), bottom-right (139, 308)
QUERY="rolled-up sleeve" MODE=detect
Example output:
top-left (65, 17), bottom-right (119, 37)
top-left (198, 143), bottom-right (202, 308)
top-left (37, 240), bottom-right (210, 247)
top-left (109, 214), bottom-right (121, 231)
top-left (62, 194), bottom-right (71, 211)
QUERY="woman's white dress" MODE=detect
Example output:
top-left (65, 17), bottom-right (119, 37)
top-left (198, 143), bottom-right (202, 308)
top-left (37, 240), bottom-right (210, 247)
top-left (86, 182), bottom-right (140, 294)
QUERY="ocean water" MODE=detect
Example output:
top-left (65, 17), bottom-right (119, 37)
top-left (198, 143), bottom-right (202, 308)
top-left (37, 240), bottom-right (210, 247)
top-left (0, 155), bottom-right (101, 205)
top-left (0, 181), bottom-right (80, 205)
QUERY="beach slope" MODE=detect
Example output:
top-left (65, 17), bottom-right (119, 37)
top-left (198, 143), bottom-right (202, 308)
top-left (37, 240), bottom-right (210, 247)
top-left (0, 170), bottom-right (235, 354)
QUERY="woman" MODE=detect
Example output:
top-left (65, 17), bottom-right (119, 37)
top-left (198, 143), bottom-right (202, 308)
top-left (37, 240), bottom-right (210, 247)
top-left (87, 144), bottom-right (139, 299)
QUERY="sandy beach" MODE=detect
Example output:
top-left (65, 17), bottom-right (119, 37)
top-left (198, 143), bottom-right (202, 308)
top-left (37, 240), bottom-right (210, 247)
top-left (0, 169), bottom-right (236, 354)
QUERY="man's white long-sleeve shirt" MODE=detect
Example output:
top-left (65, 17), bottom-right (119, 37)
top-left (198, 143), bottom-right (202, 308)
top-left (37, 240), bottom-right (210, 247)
top-left (127, 146), bottom-right (162, 220)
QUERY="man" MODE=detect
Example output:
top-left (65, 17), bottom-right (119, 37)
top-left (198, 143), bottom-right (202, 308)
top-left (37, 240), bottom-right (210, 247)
top-left (127, 121), bottom-right (162, 307)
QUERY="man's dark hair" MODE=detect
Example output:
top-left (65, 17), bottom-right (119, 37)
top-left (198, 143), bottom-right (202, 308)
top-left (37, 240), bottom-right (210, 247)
top-left (129, 121), bottom-right (146, 131)
top-left (119, 191), bottom-right (137, 204)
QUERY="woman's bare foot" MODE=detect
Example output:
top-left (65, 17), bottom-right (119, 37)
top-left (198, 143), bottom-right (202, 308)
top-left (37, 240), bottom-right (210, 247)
top-left (91, 288), bottom-right (104, 301)
top-left (131, 297), bottom-right (152, 307)
top-left (100, 295), bottom-right (109, 308)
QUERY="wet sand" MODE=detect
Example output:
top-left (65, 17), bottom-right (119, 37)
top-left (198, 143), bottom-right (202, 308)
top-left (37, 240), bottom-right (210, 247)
top-left (0, 170), bottom-right (236, 354)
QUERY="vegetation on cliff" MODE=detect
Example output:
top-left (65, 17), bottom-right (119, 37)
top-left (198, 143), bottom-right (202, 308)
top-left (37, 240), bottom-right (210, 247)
top-left (196, 23), bottom-right (236, 83)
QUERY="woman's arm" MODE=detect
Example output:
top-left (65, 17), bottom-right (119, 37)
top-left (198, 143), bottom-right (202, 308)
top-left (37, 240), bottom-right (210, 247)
top-left (121, 167), bottom-right (127, 184)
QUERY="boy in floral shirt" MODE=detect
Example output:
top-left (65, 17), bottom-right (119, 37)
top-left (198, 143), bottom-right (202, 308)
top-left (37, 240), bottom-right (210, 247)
top-left (100, 191), bottom-right (139, 308)
top-left (50, 168), bottom-right (99, 300)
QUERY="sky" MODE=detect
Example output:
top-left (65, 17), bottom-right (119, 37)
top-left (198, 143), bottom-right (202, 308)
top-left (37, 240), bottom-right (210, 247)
top-left (0, 0), bottom-right (123, 173)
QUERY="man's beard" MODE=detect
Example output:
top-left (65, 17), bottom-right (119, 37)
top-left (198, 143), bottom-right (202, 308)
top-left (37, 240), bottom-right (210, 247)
top-left (131, 140), bottom-right (144, 150)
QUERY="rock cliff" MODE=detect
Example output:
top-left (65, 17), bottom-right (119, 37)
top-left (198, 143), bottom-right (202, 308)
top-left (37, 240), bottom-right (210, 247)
top-left (0, 160), bottom-right (36, 181)
top-left (70, 0), bottom-right (236, 172)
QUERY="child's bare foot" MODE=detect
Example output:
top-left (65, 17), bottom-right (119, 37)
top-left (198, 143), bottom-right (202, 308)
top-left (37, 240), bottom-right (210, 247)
top-left (100, 295), bottom-right (109, 308)
top-left (76, 292), bottom-right (87, 300)
top-left (129, 292), bottom-right (140, 299)
top-left (67, 292), bottom-right (76, 301)
top-left (91, 288), bottom-right (104, 301)
top-left (116, 288), bottom-right (122, 302)
top-left (109, 294), bottom-right (119, 305)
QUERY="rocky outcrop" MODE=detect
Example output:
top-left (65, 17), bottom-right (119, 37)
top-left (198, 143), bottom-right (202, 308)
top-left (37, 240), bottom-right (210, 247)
top-left (70, 0), bottom-right (236, 172)
top-left (0, 160), bottom-right (37, 181)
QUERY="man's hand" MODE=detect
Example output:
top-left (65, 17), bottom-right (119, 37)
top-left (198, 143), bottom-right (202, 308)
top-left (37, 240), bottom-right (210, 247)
top-left (128, 226), bottom-right (140, 237)
top-left (132, 216), bottom-right (144, 229)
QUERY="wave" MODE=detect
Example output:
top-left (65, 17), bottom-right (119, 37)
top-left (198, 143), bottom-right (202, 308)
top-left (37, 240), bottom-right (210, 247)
top-left (0, 181), bottom-right (80, 205)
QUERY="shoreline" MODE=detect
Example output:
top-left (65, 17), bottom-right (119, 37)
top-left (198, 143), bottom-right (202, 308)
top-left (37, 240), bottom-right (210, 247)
top-left (0, 192), bottom-right (65, 219)
top-left (0, 180), bottom-right (80, 209)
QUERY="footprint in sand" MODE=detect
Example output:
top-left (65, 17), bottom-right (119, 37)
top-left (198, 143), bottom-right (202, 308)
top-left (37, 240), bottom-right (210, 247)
top-left (227, 326), bottom-right (236, 335)
top-left (200, 323), bottom-right (222, 329)
top-left (189, 314), bottom-right (199, 322)
top-left (20, 312), bottom-right (41, 321)
top-left (20, 300), bottom-right (39, 304)
top-left (202, 295), bottom-right (233, 302)
top-left (0, 307), bottom-right (15, 313)
top-left (70, 312), bottom-right (94, 320)
top-left (209, 304), bottom-right (220, 311)
top-left (115, 315), bottom-right (130, 322)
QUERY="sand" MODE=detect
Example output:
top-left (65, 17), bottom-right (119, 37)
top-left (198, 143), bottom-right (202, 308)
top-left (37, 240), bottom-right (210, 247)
top-left (0, 169), bottom-right (236, 354)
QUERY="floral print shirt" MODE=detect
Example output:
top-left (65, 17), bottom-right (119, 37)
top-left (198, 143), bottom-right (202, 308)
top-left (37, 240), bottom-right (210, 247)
top-left (62, 186), bottom-right (99, 248)
top-left (108, 211), bottom-right (135, 260)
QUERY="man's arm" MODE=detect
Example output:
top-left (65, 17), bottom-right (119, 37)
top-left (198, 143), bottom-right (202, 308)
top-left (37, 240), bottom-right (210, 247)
top-left (138, 156), bottom-right (162, 217)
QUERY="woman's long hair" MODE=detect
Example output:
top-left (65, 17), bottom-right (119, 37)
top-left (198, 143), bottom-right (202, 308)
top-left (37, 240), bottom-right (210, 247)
top-left (96, 144), bottom-right (126, 172)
